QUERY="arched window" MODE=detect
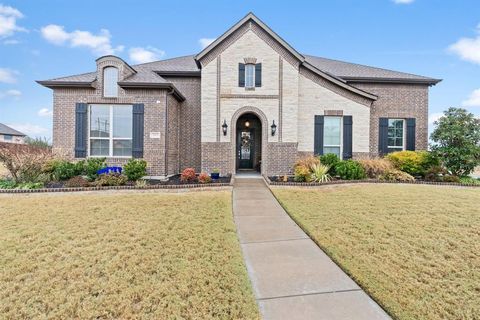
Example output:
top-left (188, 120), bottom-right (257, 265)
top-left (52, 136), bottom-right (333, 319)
top-left (103, 67), bottom-right (118, 97)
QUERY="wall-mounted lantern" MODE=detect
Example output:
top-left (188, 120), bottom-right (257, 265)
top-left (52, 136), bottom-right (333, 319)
top-left (271, 120), bottom-right (277, 136)
top-left (222, 119), bottom-right (228, 136)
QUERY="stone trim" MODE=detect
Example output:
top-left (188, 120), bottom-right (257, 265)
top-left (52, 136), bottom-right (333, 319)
top-left (230, 106), bottom-right (269, 174)
top-left (220, 94), bottom-right (279, 99)
top-left (300, 67), bottom-right (373, 107)
top-left (243, 57), bottom-right (257, 64)
top-left (278, 57), bottom-right (283, 142)
top-left (216, 56), bottom-right (221, 142)
top-left (324, 110), bottom-right (344, 116)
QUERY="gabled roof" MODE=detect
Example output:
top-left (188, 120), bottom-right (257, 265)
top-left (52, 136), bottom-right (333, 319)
top-left (195, 12), bottom-right (304, 62)
top-left (0, 123), bottom-right (26, 136)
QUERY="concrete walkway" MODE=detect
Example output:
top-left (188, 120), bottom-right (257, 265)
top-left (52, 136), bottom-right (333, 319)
top-left (233, 177), bottom-right (391, 320)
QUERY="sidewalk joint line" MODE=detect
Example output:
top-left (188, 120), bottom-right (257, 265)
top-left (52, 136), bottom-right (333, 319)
top-left (241, 237), bottom-right (309, 244)
top-left (256, 288), bottom-right (362, 301)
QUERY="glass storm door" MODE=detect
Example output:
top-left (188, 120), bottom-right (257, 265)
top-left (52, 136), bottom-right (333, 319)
top-left (237, 129), bottom-right (254, 169)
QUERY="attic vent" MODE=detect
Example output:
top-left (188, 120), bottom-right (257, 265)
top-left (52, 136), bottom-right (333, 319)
top-left (244, 57), bottom-right (257, 64)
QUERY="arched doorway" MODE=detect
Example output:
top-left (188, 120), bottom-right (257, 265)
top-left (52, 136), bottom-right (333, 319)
top-left (236, 113), bottom-right (262, 172)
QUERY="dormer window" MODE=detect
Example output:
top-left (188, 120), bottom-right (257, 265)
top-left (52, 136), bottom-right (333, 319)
top-left (239, 62), bottom-right (262, 88)
top-left (103, 67), bottom-right (118, 97)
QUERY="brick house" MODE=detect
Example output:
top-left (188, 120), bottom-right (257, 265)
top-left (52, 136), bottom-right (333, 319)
top-left (38, 13), bottom-right (440, 177)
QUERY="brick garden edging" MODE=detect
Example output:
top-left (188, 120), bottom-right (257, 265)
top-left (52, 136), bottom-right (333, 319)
top-left (0, 182), bottom-right (232, 194)
top-left (263, 176), bottom-right (480, 188)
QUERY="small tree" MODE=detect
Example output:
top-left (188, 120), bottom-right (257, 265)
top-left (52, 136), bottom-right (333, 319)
top-left (0, 143), bottom-right (53, 183)
top-left (430, 107), bottom-right (480, 176)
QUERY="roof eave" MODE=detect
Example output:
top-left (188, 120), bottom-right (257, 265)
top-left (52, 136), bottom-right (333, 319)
top-left (117, 82), bottom-right (186, 102)
top-left (343, 77), bottom-right (442, 86)
top-left (302, 62), bottom-right (378, 101)
top-left (36, 80), bottom-right (95, 89)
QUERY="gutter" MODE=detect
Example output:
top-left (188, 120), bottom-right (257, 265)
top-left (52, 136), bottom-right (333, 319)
top-left (343, 77), bottom-right (442, 86)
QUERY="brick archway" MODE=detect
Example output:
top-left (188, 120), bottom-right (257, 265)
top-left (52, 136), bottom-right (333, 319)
top-left (230, 106), bottom-right (269, 174)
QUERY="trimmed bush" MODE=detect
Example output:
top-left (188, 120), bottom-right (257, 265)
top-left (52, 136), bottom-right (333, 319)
top-left (0, 179), bottom-right (16, 189)
top-left (85, 158), bottom-right (107, 180)
top-left (358, 158), bottom-right (393, 179)
top-left (386, 151), bottom-right (436, 177)
top-left (380, 169), bottom-right (415, 182)
top-left (334, 160), bottom-right (367, 180)
top-left (124, 159), bottom-right (147, 181)
top-left (198, 172), bottom-right (212, 184)
top-left (65, 176), bottom-right (90, 188)
top-left (52, 160), bottom-right (77, 181)
top-left (180, 168), bottom-right (196, 183)
top-left (310, 164), bottom-right (331, 183)
top-left (295, 156), bottom-right (320, 171)
top-left (94, 173), bottom-right (127, 186)
top-left (319, 154), bottom-right (339, 175)
top-left (294, 165), bottom-right (312, 182)
top-left (442, 175), bottom-right (461, 183)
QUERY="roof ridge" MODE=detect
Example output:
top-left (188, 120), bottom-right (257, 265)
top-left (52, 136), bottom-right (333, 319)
top-left (49, 71), bottom-right (96, 81)
top-left (132, 54), bottom-right (196, 67)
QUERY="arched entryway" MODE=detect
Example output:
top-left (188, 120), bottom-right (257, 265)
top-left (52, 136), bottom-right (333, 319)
top-left (236, 113), bottom-right (262, 172)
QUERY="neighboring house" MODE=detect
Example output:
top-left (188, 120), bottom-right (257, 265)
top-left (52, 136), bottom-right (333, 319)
top-left (0, 123), bottom-right (26, 144)
top-left (38, 13), bottom-right (440, 177)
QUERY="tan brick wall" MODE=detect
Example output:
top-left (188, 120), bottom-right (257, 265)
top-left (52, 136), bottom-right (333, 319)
top-left (350, 83), bottom-right (429, 155)
top-left (265, 142), bottom-right (298, 175)
top-left (201, 142), bottom-right (232, 175)
top-left (167, 94), bottom-right (180, 175)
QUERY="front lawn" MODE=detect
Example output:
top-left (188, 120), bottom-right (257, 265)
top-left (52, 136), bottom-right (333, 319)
top-left (273, 185), bottom-right (480, 320)
top-left (0, 192), bottom-right (259, 319)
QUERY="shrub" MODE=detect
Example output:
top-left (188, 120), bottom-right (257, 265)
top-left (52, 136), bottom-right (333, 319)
top-left (65, 176), bottom-right (90, 188)
top-left (24, 136), bottom-right (50, 148)
top-left (459, 176), bottom-right (480, 185)
top-left (430, 107), bottom-right (480, 176)
top-left (380, 169), bottom-right (415, 182)
top-left (294, 165), bottom-right (312, 182)
top-left (0, 179), bottom-right (16, 189)
top-left (295, 156), bottom-right (320, 171)
top-left (180, 168), bottom-right (196, 183)
top-left (386, 151), bottom-right (434, 177)
top-left (93, 173), bottom-right (127, 186)
top-left (52, 160), bottom-right (77, 180)
top-left (319, 154), bottom-right (339, 175)
top-left (424, 165), bottom-right (448, 182)
top-left (442, 175), bottom-right (461, 183)
top-left (310, 164), bottom-right (331, 183)
top-left (135, 179), bottom-right (147, 188)
top-left (15, 182), bottom-right (44, 189)
top-left (124, 159), bottom-right (147, 181)
top-left (0, 143), bottom-right (54, 183)
top-left (85, 158), bottom-right (107, 180)
top-left (334, 160), bottom-right (366, 180)
top-left (358, 158), bottom-right (393, 179)
top-left (198, 172), bottom-right (212, 184)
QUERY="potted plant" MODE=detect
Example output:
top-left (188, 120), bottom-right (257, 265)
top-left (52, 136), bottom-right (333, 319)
top-left (211, 168), bottom-right (220, 180)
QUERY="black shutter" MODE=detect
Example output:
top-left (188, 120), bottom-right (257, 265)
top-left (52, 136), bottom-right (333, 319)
top-left (132, 104), bottom-right (144, 158)
top-left (238, 63), bottom-right (245, 87)
top-left (314, 115), bottom-right (324, 156)
top-left (74, 103), bottom-right (88, 158)
top-left (406, 118), bottom-right (416, 151)
top-left (255, 63), bottom-right (262, 87)
top-left (378, 118), bottom-right (389, 155)
top-left (343, 116), bottom-right (353, 159)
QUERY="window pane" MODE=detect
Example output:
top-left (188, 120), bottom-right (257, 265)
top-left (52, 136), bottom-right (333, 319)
top-left (4, 135), bottom-right (12, 141)
top-left (113, 106), bottom-right (132, 138)
top-left (324, 117), bottom-right (341, 145)
top-left (323, 147), bottom-right (341, 158)
top-left (113, 140), bottom-right (132, 156)
top-left (90, 105), bottom-right (110, 138)
top-left (103, 67), bottom-right (118, 97)
top-left (387, 119), bottom-right (404, 148)
top-left (245, 64), bottom-right (254, 88)
top-left (90, 139), bottom-right (109, 156)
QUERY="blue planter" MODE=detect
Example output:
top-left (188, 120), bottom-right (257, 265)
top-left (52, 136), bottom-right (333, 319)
top-left (211, 172), bottom-right (220, 180)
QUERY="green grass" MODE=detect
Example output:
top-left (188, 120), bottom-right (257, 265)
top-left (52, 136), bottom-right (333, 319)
top-left (273, 184), bottom-right (480, 320)
top-left (0, 192), bottom-right (259, 319)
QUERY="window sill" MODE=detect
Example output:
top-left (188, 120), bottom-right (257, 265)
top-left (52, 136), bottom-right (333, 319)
top-left (245, 87), bottom-right (255, 91)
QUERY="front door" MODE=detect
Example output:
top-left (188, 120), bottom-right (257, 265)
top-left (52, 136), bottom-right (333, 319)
top-left (237, 129), bottom-right (254, 169)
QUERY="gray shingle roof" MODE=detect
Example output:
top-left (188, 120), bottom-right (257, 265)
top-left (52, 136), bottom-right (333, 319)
top-left (0, 123), bottom-right (26, 136)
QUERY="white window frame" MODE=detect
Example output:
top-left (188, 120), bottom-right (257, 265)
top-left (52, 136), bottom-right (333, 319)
top-left (88, 104), bottom-right (133, 158)
top-left (245, 64), bottom-right (255, 88)
top-left (323, 116), bottom-right (343, 159)
top-left (103, 67), bottom-right (119, 98)
top-left (387, 118), bottom-right (406, 152)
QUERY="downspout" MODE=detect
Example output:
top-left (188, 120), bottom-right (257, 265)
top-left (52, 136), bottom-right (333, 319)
top-left (164, 87), bottom-right (175, 177)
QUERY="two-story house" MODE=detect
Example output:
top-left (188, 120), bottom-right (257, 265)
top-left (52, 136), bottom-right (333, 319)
top-left (38, 13), bottom-right (440, 177)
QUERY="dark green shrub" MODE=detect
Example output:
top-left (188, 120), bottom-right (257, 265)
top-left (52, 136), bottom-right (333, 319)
top-left (86, 158), bottom-right (107, 180)
top-left (425, 166), bottom-right (447, 182)
top-left (319, 154), bottom-right (340, 175)
top-left (0, 179), bottom-right (16, 189)
top-left (459, 176), bottom-right (480, 185)
top-left (334, 160), bottom-right (367, 180)
top-left (65, 176), bottom-right (90, 188)
top-left (94, 173), bottom-right (127, 186)
top-left (53, 160), bottom-right (77, 180)
top-left (123, 159), bottom-right (147, 181)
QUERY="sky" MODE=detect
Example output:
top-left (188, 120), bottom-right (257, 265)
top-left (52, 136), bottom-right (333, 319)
top-left (0, 0), bottom-right (479, 140)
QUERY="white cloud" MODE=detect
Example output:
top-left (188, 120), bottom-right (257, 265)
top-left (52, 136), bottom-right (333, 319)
top-left (128, 46), bottom-right (165, 64)
top-left (40, 24), bottom-right (124, 56)
top-left (7, 123), bottom-right (48, 136)
top-left (462, 88), bottom-right (480, 107)
top-left (428, 112), bottom-right (443, 126)
top-left (3, 39), bottom-right (19, 45)
top-left (37, 108), bottom-right (53, 117)
top-left (0, 89), bottom-right (21, 99)
top-left (0, 68), bottom-right (18, 83)
top-left (448, 24), bottom-right (480, 65)
top-left (199, 38), bottom-right (215, 49)
top-left (393, 0), bottom-right (415, 4)
top-left (0, 4), bottom-right (27, 38)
